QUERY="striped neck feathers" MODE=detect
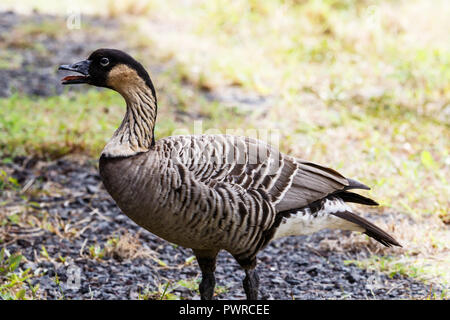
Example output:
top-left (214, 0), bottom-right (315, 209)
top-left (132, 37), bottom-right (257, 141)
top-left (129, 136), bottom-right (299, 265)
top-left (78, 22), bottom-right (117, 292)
top-left (102, 64), bottom-right (157, 158)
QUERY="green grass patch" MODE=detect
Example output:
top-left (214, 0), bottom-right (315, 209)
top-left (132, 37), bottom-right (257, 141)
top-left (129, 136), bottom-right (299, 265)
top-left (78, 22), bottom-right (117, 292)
top-left (0, 90), bottom-right (124, 158)
top-left (0, 80), bottom-right (252, 159)
top-left (0, 248), bottom-right (39, 300)
top-left (346, 255), bottom-right (449, 299)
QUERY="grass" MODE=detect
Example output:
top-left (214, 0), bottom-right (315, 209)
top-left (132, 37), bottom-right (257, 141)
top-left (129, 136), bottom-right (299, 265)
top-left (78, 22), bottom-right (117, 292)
top-left (346, 256), bottom-right (448, 299)
top-left (1, 91), bottom-right (120, 158)
top-left (0, 0), bottom-right (449, 297)
top-left (135, 278), bottom-right (229, 300)
top-left (0, 82), bottom-right (249, 159)
top-left (0, 248), bottom-right (39, 300)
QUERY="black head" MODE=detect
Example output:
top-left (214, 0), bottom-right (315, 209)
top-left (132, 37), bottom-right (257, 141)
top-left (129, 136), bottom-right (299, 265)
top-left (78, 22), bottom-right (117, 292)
top-left (59, 48), bottom-right (156, 100)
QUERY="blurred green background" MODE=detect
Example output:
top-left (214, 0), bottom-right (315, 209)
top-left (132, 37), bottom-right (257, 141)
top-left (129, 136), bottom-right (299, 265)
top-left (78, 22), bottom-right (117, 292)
top-left (0, 0), bottom-right (449, 297)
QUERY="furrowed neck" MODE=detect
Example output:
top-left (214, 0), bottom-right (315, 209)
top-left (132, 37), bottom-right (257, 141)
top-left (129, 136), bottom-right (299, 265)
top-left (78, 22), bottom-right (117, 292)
top-left (102, 82), bottom-right (157, 158)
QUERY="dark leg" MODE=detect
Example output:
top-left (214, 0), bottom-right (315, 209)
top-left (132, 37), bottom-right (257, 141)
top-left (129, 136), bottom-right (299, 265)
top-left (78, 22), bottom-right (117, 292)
top-left (193, 249), bottom-right (218, 300)
top-left (234, 256), bottom-right (259, 300)
top-left (243, 269), bottom-right (259, 300)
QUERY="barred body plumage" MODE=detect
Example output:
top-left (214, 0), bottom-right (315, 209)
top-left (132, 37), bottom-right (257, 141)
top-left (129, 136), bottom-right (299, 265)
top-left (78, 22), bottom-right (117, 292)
top-left (61, 48), bottom-right (400, 299)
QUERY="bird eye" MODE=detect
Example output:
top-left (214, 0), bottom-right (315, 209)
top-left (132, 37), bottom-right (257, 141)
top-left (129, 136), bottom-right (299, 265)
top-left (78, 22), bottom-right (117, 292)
top-left (100, 57), bottom-right (109, 67)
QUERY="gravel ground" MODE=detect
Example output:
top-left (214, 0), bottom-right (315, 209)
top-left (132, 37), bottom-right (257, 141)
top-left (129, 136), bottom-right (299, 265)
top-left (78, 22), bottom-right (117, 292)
top-left (0, 10), bottom-right (119, 97)
top-left (1, 157), bottom-right (441, 300)
top-left (0, 10), bottom-right (444, 300)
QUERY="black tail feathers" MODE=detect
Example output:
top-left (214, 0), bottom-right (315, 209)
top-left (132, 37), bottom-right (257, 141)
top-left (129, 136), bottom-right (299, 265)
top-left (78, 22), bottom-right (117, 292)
top-left (336, 191), bottom-right (379, 206)
top-left (330, 210), bottom-right (402, 247)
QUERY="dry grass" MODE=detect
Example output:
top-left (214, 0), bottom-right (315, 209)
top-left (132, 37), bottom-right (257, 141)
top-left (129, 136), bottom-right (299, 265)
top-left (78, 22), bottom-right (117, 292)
top-left (103, 230), bottom-right (156, 261)
top-left (319, 211), bottom-right (449, 286)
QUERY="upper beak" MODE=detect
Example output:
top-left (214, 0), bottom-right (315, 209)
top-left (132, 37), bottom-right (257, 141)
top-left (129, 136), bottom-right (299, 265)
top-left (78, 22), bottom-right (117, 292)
top-left (58, 60), bottom-right (91, 84)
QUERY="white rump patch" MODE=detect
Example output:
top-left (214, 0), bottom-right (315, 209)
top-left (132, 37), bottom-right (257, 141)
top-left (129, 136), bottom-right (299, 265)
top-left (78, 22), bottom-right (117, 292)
top-left (273, 198), bottom-right (364, 240)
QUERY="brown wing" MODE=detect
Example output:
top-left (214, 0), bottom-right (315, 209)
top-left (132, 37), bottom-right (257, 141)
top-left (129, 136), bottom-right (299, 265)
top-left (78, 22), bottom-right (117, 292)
top-left (273, 158), bottom-right (349, 211)
top-left (158, 134), bottom-right (361, 212)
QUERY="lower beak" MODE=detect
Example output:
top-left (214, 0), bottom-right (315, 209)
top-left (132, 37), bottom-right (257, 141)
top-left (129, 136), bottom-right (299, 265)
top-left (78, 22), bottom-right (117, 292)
top-left (58, 60), bottom-right (91, 84)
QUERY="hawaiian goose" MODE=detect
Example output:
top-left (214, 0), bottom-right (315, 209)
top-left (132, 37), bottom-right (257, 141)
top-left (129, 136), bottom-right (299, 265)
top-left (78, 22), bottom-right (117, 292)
top-left (59, 49), bottom-right (400, 300)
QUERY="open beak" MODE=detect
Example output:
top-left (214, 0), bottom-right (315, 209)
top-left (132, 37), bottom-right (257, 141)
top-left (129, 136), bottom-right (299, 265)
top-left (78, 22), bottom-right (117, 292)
top-left (58, 60), bottom-right (91, 85)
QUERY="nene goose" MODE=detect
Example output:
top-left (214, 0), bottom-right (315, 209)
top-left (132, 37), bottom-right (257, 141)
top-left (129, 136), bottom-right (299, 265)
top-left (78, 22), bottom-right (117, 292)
top-left (59, 49), bottom-right (400, 300)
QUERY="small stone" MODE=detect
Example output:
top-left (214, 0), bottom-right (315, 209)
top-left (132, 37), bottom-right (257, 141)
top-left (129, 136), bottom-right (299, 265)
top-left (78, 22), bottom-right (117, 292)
top-left (345, 272), bottom-right (359, 284)
top-left (305, 266), bottom-right (318, 277)
top-left (86, 185), bottom-right (99, 194)
top-left (284, 275), bottom-right (301, 285)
